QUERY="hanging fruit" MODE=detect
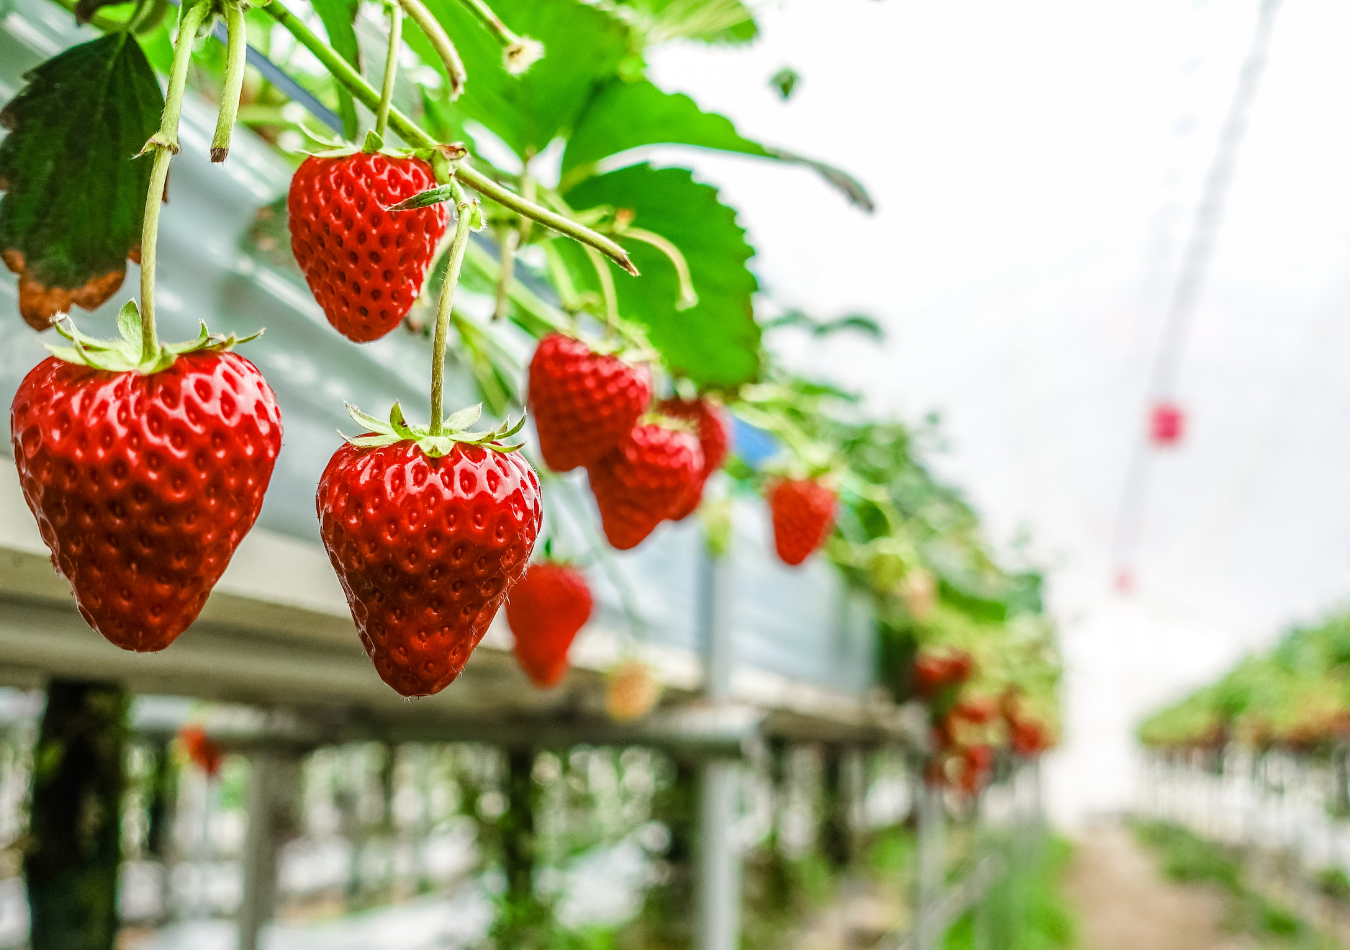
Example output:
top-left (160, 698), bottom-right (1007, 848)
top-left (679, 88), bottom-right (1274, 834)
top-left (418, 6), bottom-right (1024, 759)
top-left (528, 333), bottom-right (653, 473)
top-left (766, 476), bottom-right (837, 566)
top-left (506, 560), bottom-right (594, 688)
top-left (178, 725), bottom-right (224, 776)
top-left (11, 329), bottom-right (282, 651)
top-left (606, 658), bottom-right (662, 722)
top-left (658, 396), bottom-right (732, 520)
top-left (911, 646), bottom-right (975, 700)
top-left (288, 150), bottom-right (448, 342)
top-left (1149, 400), bottom-right (1185, 447)
top-left (588, 421), bottom-right (702, 550)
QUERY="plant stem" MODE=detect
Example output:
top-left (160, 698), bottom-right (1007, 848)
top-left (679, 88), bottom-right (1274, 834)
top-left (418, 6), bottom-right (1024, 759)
top-left (261, 0), bottom-right (637, 275)
top-left (585, 246), bottom-right (618, 336)
top-left (430, 191), bottom-right (475, 436)
top-left (621, 227), bottom-right (697, 309)
top-left (375, 1), bottom-right (402, 141)
top-left (140, 0), bottom-right (209, 361)
top-left (493, 225), bottom-right (517, 321)
top-left (398, 0), bottom-right (465, 99)
top-left (210, 2), bottom-right (247, 162)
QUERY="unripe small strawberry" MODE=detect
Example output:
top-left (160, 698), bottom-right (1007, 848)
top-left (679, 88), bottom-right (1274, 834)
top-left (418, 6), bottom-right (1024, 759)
top-left (528, 334), bottom-right (652, 472)
top-left (766, 476), bottom-right (837, 566)
top-left (506, 561), bottom-right (593, 688)
top-left (588, 422), bottom-right (702, 550)
top-left (659, 397), bottom-right (732, 520)
top-left (288, 152), bottom-right (447, 342)
top-left (606, 659), bottom-right (662, 722)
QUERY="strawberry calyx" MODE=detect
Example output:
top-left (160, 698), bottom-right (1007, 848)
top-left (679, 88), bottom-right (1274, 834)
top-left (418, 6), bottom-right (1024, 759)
top-left (300, 124), bottom-right (468, 181)
top-left (45, 300), bottom-right (261, 374)
top-left (342, 401), bottom-right (526, 458)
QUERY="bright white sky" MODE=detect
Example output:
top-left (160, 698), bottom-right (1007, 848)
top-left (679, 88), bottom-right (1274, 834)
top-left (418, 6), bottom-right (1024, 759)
top-left (646, 0), bottom-right (1350, 821)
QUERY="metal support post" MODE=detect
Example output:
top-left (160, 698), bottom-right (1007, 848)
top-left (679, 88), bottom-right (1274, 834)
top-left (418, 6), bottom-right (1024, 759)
top-left (914, 778), bottom-right (946, 950)
top-left (239, 749), bottom-right (299, 950)
top-left (695, 544), bottom-right (742, 950)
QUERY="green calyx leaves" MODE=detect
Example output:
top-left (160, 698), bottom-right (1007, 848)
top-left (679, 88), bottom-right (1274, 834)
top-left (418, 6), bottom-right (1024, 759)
top-left (343, 402), bottom-right (527, 458)
top-left (45, 300), bottom-right (261, 374)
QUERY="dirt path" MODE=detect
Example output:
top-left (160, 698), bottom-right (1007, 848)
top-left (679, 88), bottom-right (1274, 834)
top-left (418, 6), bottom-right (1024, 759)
top-left (1062, 823), bottom-right (1243, 950)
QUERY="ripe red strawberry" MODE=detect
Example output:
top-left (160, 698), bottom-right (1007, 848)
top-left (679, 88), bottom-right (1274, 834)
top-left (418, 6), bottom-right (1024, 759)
top-left (955, 744), bottom-right (995, 794)
top-left (178, 725), bottom-right (224, 777)
top-left (912, 646), bottom-right (974, 699)
top-left (766, 477), bottom-right (836, 566)
top-left (953, 695), bottom-right (998, 725)
top-left (11, 350), bottom-right (282, 651)
top-left (506, 560), bottom-right (593, 688)
top-left (317, 434), bottom-right (543, 697)
top-left (658, 397), bottom-right (732, 520)
top-left (528, 334), bottom-right (652, 472)
top-left (288, 151), bottom-right (447, 343)
top-left (587, 423), bottom-right (702, 550)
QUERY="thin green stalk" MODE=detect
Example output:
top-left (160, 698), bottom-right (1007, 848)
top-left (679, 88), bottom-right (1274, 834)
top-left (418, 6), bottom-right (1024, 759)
top-left (453, 0), bottom-right (541, 73)
top-left (430, 191), bottom-right (475, 435)
top-left (140, 0), bottom-right (209, 360)
top-left (493, 225), bottom-right (517, 321)
top-left (585, 246), bottom-right (619, 336)
top-left (210, 2), bottom-right (247, 162)
top-left (398, 0), bottom-right (465, 99)
top-left (375, 1), bottom-right (402, 141)
top-left (621, 226), bottom-right (697, 309)
top-left (261, 0), bottom-right (636, 275)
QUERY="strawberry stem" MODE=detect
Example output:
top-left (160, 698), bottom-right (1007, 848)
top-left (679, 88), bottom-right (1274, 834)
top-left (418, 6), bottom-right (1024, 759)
top-left (210, 2), bottom-right (246, 163)
top-left (261, 0), bottom-right (638, 276)
top-left (429, 186), bottom-right (476, 436)
top-left (374, 0), bottom-right (402, 141)
top-left (619, 227), bottom-right (698, 310)
top-left (584, 246), bottom-right (619, 338)
top-left (139, 0), bottom-right (209, 362)
top-left (397, 0), bottom-right (465, 100)
top-left (453, 0), bottom-right (541, 73)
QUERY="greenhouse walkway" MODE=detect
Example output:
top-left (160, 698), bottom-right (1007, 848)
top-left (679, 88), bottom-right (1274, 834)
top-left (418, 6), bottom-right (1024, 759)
top-left (1063, 823), bottom-right (1240, 950)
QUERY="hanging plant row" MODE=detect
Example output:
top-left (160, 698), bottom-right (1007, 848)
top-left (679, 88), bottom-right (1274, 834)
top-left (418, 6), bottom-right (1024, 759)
top-left (1140, 608), bottom-right (1350, 757)
top-left (0, 0), bottom-right (1059, 763)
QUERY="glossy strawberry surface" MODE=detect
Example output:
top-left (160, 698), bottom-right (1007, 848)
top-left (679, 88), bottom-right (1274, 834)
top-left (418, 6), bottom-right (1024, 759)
top-left (766, 477), bottom-right (837, 566)
top-left (317, 440), bottom-right (543, 697)
top-left (528, 333), bottom-right (652, 472)
top-left (288, 152), bottom-right (447, 343)
top-left (658, 397), bottom-right (732, 520)
top-left (587, 423), bottom-right (701, 551)
top-left (11, 352), bottom-right (282, 651)
top-left (506, 561), bottom-right (593, 688)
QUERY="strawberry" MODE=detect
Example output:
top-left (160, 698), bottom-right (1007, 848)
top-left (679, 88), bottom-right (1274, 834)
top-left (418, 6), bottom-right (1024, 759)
top-left (587, 422), bottom-right (702, 550)
top-left (658, 397), bottom-right (732, 520)
top-left (912, 646), bottom-right (974, 699)
top-left (288, 151), bottom-right (447, 343)
top-left (178, 725), bottom-right (224, 777)
top-left (766, 477), bottom-right (837, 566)
top-left (316, 404), bottom-right (542, 697)
top-left (10, 328), bottom-right (282, 652)
top-left (506, 560), bottom-right (593, 688)
top-left (606, 659), bottom-right (662, 722)
top-left (528, 333), bottom-right (652, 472)
top-left (1009, 717), bottom-right (1048, 756)
top-left (955, 744), bottom-right (994, 794)
top-left (952, 695), bottom-right (998, 725)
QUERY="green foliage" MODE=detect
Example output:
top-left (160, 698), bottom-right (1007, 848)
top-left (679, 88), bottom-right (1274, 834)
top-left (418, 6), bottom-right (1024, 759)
top-left (943, 835), bottom-right (1076, 950)
top-left (561, 79), bottom-right (773, 178)
top-left (415, 0), bottom-right (631, 160)
top-left (560, 164), bottom-right (760, 389)
top-left (0, 33), bottom-right (162, 314)
top-left (308, 0), bottom-right (361, 139)
top-left (1131, 820), bottom-right (1327, 944)
top-left (610, 0), bottom-right (758, 46)
top-left (1138, 606), bottom-right (1350, 754)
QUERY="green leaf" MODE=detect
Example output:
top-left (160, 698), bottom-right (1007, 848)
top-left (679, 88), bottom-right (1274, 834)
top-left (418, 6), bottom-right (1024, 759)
top-left (612, 0), bottom-right (758, 45)
top-left (560, 164), bottom-right (759, 390)
top-left (0, 34), bottom-right (164, 329)
top-left (116, 299), bottom-right (142, 351)
top-left (309, 0), bottom-right (362, 141)
top-left (443, 403), bottom-right (484, 432)
top-left (560, 79), bottom-right (873, 211)
top-left (405, 0), bottom-right (630, 160)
